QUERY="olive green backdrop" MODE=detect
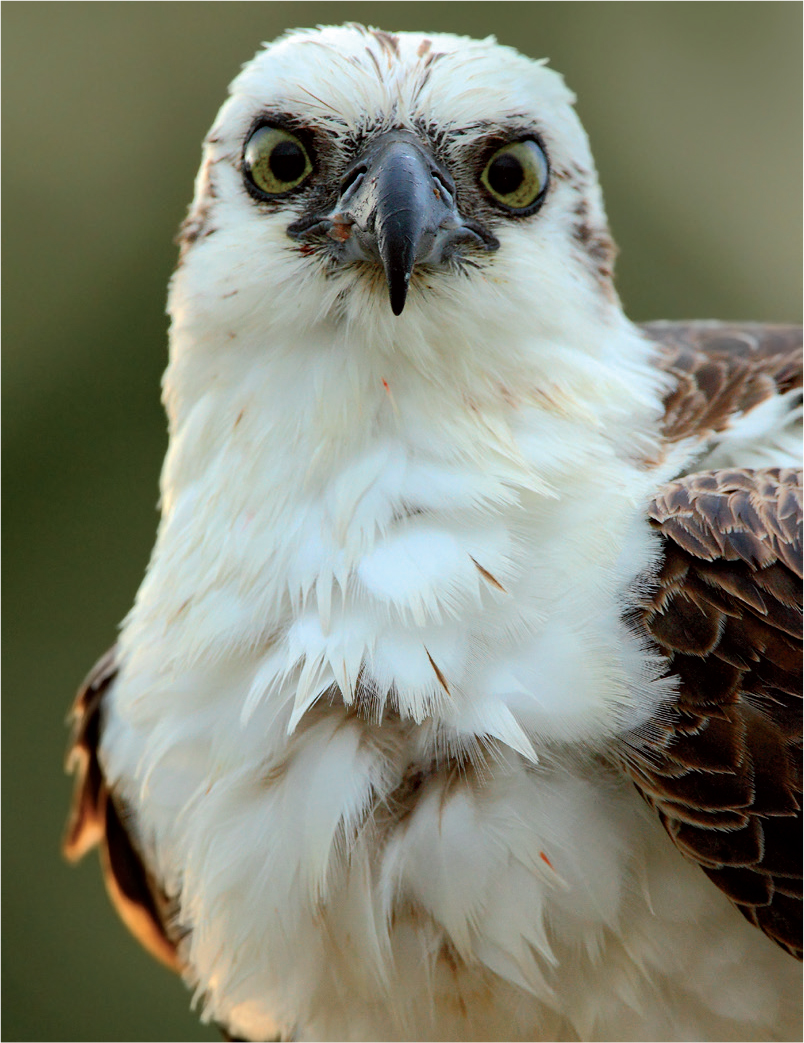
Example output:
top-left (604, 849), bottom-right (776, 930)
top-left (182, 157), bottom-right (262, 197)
top-left (3, 3), bottom-right (801, 1040)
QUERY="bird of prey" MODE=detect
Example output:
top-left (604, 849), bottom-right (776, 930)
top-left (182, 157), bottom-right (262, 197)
top-left (64, 25), bottom-right (802, 1043)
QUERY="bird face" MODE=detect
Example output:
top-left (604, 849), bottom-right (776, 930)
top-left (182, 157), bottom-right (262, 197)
top-left (172, 26), bottom-right (618, 341)
top-left (282, 126), bottom-right (504, 316)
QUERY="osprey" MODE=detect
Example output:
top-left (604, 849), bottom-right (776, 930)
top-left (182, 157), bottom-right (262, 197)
top-left (65, 25), bottom-right (802, 1042)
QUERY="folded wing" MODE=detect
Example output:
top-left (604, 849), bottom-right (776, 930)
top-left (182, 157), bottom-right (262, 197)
top-left (621, 467), bottom-right (802, 958)
top-left (63, 647), bottom-right (181, 971)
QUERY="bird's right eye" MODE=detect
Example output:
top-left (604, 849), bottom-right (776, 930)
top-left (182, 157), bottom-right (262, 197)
top-left (243, 126), bottom-right (313, 197)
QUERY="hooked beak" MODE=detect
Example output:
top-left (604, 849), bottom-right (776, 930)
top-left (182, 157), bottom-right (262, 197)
top-left (288, 131), bottom-right (498, 315)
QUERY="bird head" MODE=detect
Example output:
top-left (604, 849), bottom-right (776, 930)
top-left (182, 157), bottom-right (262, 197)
top-left (169, 25), bottom-right (620, 356)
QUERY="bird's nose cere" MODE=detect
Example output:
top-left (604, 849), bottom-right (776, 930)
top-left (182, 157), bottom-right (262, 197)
top-left (287, 131), bottom-right (499, 315)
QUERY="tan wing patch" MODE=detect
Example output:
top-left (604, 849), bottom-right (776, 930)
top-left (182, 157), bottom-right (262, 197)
top-left (621, 468), bottom-right (802, 958)
top-left (641, 321), bottom-right (802, 444)
top-left (64, 648), bottom-right (182, 972)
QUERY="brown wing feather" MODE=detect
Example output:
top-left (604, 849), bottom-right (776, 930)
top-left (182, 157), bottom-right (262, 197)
top-left (64, 648), bottom-right (182, 971)
top-left (621, 467), bottom-right (802, 958)
top-left (640, 321), bottom-right (802, 443)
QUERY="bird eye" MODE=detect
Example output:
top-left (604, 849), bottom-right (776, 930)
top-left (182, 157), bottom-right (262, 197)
top-left (481, 139), bottom-right (549, 212)
top-left (243, 126), bottom-right (313, 196)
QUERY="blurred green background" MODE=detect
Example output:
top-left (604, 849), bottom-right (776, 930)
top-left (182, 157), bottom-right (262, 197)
top-left (3, 3), bottom-right (801, 1040)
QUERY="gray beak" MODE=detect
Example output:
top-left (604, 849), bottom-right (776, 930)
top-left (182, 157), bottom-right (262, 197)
top-left (288, 131), bottom-right (498, 315)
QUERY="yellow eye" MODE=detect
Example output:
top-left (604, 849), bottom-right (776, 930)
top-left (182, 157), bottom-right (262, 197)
top-left (243, 126), bottom-right (313, 196)
top-left (481, 139), bottom-right (549, 212)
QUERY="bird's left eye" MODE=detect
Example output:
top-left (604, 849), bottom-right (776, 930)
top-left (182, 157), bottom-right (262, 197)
top-left (243, 126), bottom-right (313, 196)
top-left (481, 139), bottom-right (549, 213)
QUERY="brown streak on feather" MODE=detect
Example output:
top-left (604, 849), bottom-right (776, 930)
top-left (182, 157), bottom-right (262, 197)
top-left (365, 45), bottom-right (385, 83)
top-left (470, 555), bottom-right (507, 593)
top-left (370, 28), bottom-right (401, 58)
top-left (424, 647), bottom-right (451, 696)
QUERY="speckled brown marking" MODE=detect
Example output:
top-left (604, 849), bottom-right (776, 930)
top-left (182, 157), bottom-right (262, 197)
top-left (496, 382), bottom-right (517, 408)
top-left (568, 161), bottom-right (591, 181)
top-left (573, 199), bottom-right (589, 221)
top-left (526, 384), bottom-right (571, 416)
top-left (571, 197), bottom-right (616, 284)
top-left (175, 156), bottom-right (218, 260)
top-left (619, 467), bottom-right (802, 959)
top-left (417, 38), bottom-right (432, 58)
top-left (370, 28), bottom-right (401, 58)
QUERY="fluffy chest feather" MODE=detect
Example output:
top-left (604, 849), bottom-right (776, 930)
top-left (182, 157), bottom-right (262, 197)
top-left (97, 340), bottom-right (794, 1040)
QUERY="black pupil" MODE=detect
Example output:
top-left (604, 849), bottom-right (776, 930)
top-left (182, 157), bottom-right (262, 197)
top-left (488, 153), bottom-right (524, 196)
top-left (269, 140), bottom-right (306, 183)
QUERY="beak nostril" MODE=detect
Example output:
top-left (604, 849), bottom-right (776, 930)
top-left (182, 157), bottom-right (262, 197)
top-left (431, 171), bottom-right (455, 203)
top-left (340, 165), bottom-right (367, 199)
